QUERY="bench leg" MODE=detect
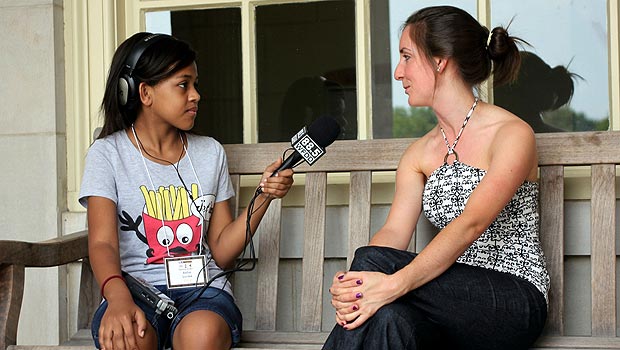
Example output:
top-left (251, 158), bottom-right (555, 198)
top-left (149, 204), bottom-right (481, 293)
top-left (0, 264), bottom-right (25, 350)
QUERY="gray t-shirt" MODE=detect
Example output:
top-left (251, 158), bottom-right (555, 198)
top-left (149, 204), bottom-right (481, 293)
top-left (79, 130), bottom-right (235, 296)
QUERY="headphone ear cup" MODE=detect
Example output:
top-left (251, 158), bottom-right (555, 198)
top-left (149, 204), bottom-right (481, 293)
top-left (118, 33), bottom-right (168, 108)
top-left (118, 75), bottom-right (130, 106)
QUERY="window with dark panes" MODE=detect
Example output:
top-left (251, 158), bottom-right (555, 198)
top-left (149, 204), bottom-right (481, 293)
top-left (256, 1), bottom-right (357, 142)
top-left (147, 8), bottom-right (244, 144)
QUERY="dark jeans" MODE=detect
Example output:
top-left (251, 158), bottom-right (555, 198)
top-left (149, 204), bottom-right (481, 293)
top-left (323, 246), bottom-right (547, 350)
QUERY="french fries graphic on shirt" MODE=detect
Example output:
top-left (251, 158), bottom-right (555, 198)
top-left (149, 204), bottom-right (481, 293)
top-left (140, 184), bottom-right (202, 221)
top-left (137, 184), bottom-right (215, 264)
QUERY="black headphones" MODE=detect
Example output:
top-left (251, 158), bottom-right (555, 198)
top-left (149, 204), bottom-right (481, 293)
top-left (118, 33), bottom-right (169, 107)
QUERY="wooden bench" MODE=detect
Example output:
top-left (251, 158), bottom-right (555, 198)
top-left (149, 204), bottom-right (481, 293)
top-left (1, 131), bottom-right (619, 350)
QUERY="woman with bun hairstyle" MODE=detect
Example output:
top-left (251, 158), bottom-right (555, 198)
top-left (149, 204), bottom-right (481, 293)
top-left (325, 6), bottom-right (548, 350)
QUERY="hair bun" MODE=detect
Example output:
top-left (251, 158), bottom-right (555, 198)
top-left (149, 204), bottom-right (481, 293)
top-left (487, 27), bottom-right (511, 58)
top-left (487, 26), bottom-right (523, 86)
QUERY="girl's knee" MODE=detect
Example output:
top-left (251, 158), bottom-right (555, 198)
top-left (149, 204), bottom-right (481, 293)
top-left (133, 322), bottom-right (157, 350)
top-left (173, 310), bottom-right (231, 350)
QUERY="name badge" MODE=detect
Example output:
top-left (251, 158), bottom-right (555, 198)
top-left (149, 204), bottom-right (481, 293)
top-left (164, 255), bottom-right (208, 289)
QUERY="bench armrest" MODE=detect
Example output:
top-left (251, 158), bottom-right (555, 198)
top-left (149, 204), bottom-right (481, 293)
top-left (0, 230), bottom-right (88, 267)
top-left (0, 230), bottom-right (89, 349)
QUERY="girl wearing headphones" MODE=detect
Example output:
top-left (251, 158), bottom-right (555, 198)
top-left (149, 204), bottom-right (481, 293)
top-left (79, 32), bottom-right (294, 350)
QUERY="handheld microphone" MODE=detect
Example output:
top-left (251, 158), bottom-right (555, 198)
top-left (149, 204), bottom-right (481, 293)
top-left (272, 116), bottom-right (341, 175)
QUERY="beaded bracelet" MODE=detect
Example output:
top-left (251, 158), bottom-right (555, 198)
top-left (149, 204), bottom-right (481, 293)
top-left (100, 274), bottom-right (125, 298)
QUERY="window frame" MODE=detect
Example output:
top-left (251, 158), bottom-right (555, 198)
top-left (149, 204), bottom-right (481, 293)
top-left (64, 0), bottom-right (620, 212)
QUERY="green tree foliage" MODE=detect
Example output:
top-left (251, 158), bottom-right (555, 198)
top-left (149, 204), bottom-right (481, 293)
top-left (392, 105), bottom-right (609, 137)
top-left (542, 106), bottom-right (609, 132)
top-left (393, 106), bottom-right (437, 138)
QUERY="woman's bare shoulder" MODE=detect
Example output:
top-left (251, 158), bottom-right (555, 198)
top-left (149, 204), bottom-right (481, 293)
top-left (398, 126), bottom-right (443, 176)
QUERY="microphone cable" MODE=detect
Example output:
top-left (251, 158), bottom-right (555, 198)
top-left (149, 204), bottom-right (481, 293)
top-left (169, 146), bottom-right (299, 331)
top-left (161, 185), bottom-right (266, 346)
top-left (132, 129), bottom-right (303, 345)
top-left (283, 147), bottom-right (305, 169)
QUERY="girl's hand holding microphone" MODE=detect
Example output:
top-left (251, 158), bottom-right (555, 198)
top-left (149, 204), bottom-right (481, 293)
top-left (258, 157), bottom-right (294, 198)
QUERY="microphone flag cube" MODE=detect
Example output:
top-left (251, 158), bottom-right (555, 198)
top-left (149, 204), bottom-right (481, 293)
top-left (291, 126), bottom-right (307, 145)
top-left (292, 130), bottom-right (325, 165)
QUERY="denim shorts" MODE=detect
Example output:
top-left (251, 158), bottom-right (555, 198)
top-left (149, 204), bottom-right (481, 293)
top-left (91, 286), bottom-right (242, 350)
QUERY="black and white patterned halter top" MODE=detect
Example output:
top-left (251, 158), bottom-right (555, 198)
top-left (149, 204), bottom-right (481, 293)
top-left (421, 99), bottom-right (550, 301)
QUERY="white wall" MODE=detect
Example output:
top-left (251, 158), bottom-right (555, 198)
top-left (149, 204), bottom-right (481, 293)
top-left (0, 0), bottom-right (66, 345)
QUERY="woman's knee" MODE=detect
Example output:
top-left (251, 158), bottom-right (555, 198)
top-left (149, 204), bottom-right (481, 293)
top-left (372, 303), bottom-right (418, 326)
top-left (350, 246), bottom-right (388, 271)
top-left (350, 245), bottom-right (416, 272)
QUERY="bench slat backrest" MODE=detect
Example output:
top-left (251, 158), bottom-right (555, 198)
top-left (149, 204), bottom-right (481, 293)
top-left (538, 165), bottom-right (565, 335)
top-left (348, 171), bottom-right (373, 266)
top-left (301, 172), bottom-right (327, 331)
top-left (255, 198), bottom-right (281, 331)
top-left (590, 164), bottom-right (616, 336)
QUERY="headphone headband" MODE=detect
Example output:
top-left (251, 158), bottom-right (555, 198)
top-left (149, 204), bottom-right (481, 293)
top-left (124, 34), bottom-right (167, 76)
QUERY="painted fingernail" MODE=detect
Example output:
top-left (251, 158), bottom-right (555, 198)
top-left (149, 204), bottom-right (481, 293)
top-left (343, 326), bottom-right (349, 330)
top-left (338, 274), bottom-right (345, 280)
top-left (356, 292), bottom-right (363, 299)
top-left (352, 305), bottom-right (359, 311)
top-left (356, 279), bottom-right (363, 285)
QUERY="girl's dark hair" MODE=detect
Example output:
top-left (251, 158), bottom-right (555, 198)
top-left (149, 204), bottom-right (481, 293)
top-left (404, 6), bottom-right (524, 87)
top-left (98, 32), bottom-right (196, 139)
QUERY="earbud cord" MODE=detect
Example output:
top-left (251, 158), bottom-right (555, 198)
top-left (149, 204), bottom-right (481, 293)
top-left (180, 134), bottom-right (206, 256)
top-left (131, 124), bottom-right (172, 258)
top-left (132, 126), bottom-right (208, 258)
